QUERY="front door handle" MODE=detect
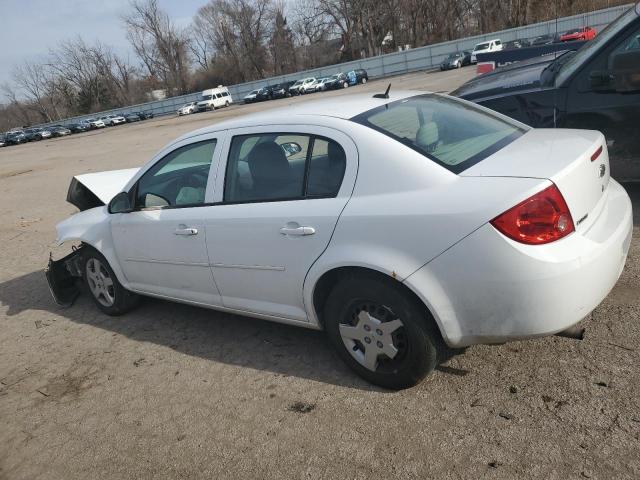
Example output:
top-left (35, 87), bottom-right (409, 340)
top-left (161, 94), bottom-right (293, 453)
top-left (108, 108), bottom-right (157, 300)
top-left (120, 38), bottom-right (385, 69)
top-left (174, 227), bottom-right (198, 236)
top-left (280, 225), bottom-right (316, 236)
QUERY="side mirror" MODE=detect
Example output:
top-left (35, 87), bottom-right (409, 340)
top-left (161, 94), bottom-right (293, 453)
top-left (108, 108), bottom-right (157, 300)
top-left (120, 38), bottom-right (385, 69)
top-left (280, 142), bottom-right (302, 157)
top-left (611, 50), bottom-right (640, 92)
top-left (108, 191), bottom-right (132, 214)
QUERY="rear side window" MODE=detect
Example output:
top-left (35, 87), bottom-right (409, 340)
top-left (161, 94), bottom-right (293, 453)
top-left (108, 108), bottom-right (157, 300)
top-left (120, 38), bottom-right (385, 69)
top-left (352, 94), bottom-right (525, 173)
top-left (224, 133), bottom-right (346, 203)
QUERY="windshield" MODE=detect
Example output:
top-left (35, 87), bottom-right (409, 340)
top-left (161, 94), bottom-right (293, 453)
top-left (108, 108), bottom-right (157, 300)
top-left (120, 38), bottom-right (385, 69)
top-left (202, 94), bottom-right (213, 100)
top-left (555, 5), bottom-right (639, 85)
top-left (565, 29), bottom-right (580, 35)
top-left (474, 42), bottom-right (490, 51)
top-left (351, 94), bottom-right (526, 174)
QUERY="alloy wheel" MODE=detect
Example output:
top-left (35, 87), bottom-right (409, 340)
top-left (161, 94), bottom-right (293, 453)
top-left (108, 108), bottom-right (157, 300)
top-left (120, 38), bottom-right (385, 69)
top-left (86, 258), bottom-right (115, 307)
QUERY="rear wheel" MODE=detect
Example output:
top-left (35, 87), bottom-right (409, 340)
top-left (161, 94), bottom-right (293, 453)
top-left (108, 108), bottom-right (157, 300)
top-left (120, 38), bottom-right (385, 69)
top-left (361, 77), bottom-right (367, 84)
top-left (324, 274), bottom-right (439, 389)
top-left (82, 247), bottom-right (139, 316)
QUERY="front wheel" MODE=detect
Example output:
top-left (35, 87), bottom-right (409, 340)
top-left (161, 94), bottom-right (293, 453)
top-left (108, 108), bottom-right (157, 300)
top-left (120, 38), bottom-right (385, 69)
top-left (324, 274), bottom-right (440, 389)
top-left (361, 77), bottom-right (367, 84)
top-left (83, 247), bottom-right (139, 316)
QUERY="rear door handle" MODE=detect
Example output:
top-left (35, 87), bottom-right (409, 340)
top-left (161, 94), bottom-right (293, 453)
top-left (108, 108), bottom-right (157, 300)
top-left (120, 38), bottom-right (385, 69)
top-left (174, 227), bottom-right (198, 236)
top-left (280, 225), bottom-right (316, 236)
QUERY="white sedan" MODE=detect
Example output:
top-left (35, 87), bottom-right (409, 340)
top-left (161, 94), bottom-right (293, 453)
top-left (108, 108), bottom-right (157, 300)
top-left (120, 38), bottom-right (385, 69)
top-left (100, 114), bottom-right (126, 126)
top-left (47, 91), bottom-right (632, 389)
top-left (177, 102), bottom-right (198, 116)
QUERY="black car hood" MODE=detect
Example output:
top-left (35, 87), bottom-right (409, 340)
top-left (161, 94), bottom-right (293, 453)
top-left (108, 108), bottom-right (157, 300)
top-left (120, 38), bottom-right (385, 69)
top-left (452, 55), bottom-right (556, 101)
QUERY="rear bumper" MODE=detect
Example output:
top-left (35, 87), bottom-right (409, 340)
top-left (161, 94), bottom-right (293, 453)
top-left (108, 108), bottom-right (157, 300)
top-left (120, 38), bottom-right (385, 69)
top-left (405, 179), bottom-right (633, 347)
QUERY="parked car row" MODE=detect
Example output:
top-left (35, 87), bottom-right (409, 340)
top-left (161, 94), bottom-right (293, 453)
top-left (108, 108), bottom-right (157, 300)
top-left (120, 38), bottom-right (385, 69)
top-left (0, 110), bottom-right (155, 148)
top-left (467, 26), bottom-right (598, 64)
top-left (243, 70), bottom-right (369, 104)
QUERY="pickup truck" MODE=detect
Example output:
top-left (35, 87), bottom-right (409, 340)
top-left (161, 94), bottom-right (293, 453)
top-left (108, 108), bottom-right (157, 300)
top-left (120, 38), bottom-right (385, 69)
top-left (453, 3), bottom-right (640, 180)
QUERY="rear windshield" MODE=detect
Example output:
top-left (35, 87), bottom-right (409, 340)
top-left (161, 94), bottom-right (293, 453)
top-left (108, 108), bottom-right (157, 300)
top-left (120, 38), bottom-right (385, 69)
top-left (475, 42), bottom-right (490, 50)
top-left (351, 94), bottom-right (526, 173)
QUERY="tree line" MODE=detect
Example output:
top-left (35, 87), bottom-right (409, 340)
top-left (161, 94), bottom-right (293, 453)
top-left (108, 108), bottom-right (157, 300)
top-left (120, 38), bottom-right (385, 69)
top-left (0, 0), bottom-right (628, 131)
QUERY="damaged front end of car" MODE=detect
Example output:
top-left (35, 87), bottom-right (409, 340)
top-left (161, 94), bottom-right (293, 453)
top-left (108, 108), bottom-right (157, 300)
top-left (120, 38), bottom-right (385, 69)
top-left (45, 246), bottom-right (85, 307)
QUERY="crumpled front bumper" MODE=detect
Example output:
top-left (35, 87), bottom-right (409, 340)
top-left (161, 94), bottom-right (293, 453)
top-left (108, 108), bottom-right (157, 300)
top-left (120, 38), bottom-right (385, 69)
top-left (45, 248), bottom-right (83, 307)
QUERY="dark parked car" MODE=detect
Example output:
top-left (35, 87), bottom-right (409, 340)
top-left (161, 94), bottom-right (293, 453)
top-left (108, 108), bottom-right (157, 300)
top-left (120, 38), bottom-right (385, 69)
top-left (347, 69), bottom-right (368, 85)
top-left (271, 81), bottom-right (296, 98)
top-left (50, 126), bottom-right (71, 137)
top-left (529, 34), bottom-right (558, 46)
top-left (23, 127), bottom-right (51, 141)
top-left (124, 113), bottom-right (141, 122)
top-left (68, 122), bottom-right (90, 133)
top-left (440, 51), bottom-right (471, 70)
top-left (453, 3), bottom-right (640, 180)
top-left (503, 39), bottom-right (530, 49)
top-left (256, 84), bottom-right (278, 101)
top-left (324, 73), bottom-right (349, 90)
top-left (134, 111), bottom-right (154, 120)
top-left (4, 131), bottom-right (27, 145)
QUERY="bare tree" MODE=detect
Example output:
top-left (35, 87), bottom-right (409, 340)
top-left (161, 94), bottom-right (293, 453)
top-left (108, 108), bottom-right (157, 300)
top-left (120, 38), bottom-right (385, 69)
top-left (192, 0), bottom-right (273, 83)
top-left (270, 2), bottom-right (297, 75)
top-left (11, 61), bottom-right (60, 122)
top-left (122, 0), bottom-right (190, 93)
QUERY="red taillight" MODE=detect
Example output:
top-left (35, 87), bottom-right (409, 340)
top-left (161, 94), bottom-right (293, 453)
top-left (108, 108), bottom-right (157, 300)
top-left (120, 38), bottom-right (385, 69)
top-left (490, 184), bottom-right (574, 245)
top-left (591, 145), bottom-right (603, 162)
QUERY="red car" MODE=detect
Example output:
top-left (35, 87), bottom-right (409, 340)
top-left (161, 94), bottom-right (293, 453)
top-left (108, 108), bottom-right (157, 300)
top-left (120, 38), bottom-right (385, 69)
top-left (560, 26), bottom-right (597, 42)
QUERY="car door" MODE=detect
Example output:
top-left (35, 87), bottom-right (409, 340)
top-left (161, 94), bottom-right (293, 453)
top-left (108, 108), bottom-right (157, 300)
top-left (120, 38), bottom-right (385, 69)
top-left (111, 134), bottom-right (224, 305)
top-left (204, 125), bottom-right (357, 321)
top-left (564, 22), bottom-right (640, 180)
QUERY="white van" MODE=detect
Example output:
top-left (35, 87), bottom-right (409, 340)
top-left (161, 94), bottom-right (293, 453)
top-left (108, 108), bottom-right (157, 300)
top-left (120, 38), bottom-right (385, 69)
top-left (197, 86), bottom-right (233, 112)
top-left (470, 39), bottom-right (503, 63)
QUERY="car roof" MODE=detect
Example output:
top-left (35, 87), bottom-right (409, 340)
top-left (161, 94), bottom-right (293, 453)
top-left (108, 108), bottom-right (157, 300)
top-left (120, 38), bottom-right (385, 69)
top-left (174, 90), bottom-right (424, 143)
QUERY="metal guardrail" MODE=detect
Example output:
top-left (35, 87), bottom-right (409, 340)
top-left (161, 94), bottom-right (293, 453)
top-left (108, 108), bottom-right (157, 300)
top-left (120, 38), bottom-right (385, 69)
top-left (37, 3), bottom-right (632, 129)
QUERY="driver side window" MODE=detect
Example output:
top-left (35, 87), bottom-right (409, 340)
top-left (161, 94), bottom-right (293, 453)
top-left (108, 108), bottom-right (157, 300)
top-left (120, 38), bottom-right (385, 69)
top-left (135, 139), bottom-right (216, 209)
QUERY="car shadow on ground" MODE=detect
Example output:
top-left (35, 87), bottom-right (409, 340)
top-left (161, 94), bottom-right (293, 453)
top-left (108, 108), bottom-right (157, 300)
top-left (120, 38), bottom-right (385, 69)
top-left (0, 270), bottom-right (460, 391)
top-left (622, 182), bottom-right (640, 226)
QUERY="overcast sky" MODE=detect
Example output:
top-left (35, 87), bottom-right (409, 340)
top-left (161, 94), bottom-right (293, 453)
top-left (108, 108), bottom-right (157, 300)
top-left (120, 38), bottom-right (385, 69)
top-left (0, 0), bottom-right (205, 90)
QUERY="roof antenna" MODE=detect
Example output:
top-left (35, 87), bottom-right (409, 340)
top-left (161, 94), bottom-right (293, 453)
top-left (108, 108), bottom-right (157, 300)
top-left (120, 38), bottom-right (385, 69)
top-left (373, 84), bottom-right (391, 99)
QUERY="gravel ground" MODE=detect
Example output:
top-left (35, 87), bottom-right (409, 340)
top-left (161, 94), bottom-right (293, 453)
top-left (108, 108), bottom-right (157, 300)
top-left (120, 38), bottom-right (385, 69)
top-left (0, 67), bottom-right (638, 480)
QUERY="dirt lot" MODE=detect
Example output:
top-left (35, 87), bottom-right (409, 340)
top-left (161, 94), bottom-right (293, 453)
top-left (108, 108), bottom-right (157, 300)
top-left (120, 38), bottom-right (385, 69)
top-left (1, 67), bottom-right (639, 479)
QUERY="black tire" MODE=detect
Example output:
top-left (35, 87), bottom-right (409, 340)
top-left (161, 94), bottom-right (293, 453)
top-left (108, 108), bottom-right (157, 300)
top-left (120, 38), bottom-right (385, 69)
top-left (82, 247), bottom-right (139, 316)
top-left (324, 274), bottom-right (439, 389)
top-left (361, 77), bottom-right (367, 84)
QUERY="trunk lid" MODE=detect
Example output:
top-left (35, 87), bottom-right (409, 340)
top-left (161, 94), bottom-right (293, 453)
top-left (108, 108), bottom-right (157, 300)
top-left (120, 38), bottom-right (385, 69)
top-left (461, 129), bottom-right (609, 232)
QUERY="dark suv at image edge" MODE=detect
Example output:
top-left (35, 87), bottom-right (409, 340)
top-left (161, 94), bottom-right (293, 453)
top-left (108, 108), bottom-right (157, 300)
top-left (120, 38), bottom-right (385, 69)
top-left (453, 3), bottom-right (640, 181)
